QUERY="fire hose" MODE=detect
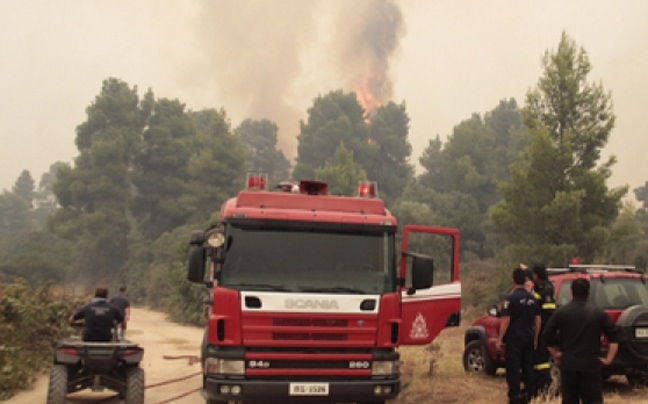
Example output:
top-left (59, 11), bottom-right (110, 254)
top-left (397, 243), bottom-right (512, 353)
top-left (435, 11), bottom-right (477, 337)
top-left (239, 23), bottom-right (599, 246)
top-left (148, 355), bottom-right (202, 404)
top-left (91, 354), bottom-right (203, 404)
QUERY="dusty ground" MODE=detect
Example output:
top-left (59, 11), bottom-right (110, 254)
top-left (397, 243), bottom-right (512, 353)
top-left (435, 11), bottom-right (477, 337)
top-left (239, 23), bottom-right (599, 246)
top-left (5, 307), bottom-right (205, 404)
top-left (5, 308), bottom-right (647, 404)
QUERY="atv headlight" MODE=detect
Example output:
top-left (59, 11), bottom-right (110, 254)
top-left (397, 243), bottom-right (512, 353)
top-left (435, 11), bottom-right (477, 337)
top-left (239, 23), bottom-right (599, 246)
top-left (204, 358), bottom-right (245, 375)
top-left (371, 360), bottom-right (399, 376)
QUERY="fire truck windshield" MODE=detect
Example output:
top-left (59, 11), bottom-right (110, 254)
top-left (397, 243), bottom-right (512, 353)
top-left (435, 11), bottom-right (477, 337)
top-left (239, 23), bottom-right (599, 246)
top-left (218, 222), bottom-right (396, 295)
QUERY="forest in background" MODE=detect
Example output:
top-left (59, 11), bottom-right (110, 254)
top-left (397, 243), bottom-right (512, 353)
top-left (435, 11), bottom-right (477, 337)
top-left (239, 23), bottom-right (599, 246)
top-left (2, 29), bottom-right (648, 400)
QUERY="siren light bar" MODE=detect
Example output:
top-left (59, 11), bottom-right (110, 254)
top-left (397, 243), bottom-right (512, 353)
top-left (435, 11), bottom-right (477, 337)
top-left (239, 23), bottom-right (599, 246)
top-left (358, 181), bottom-right (378, 198)
top-left (246, 173), bottom-right (268, 191)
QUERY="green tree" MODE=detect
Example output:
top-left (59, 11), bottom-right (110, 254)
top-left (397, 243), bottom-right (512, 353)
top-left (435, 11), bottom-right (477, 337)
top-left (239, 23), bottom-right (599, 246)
top-left (187, 109), bottom-right (246, 221)
top-left (608, 201), bottom-right (644, 264)
top-left (12, 170), bottom-right (35, 208)
top-left (416, 99), bottom-right (527, 258)
top-left (50, 78), bottom-right (146, 283)
top-left (0, 192), bottom-right (32, 243)
top-left (364, 101), bottom-right (414, 205)
top-left (235, 119), bottom-right (291, 187)
top-left (314, 142), bottom-right (367, 196)
top-left (131, 97), bottom-right (197, 239)
top-left (492, 32), bottom-right (627, 265)
top-left (293, 90), bottom-right (369, 181)
top-left (31, 162), bottom-right (66, 230)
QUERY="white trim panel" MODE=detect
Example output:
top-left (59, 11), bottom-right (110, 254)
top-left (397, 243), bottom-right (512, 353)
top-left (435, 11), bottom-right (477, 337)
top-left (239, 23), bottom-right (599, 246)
top-left (401, 282), bottom-right (461, 302)
top-left (241, 291), bottom-right (381, 314)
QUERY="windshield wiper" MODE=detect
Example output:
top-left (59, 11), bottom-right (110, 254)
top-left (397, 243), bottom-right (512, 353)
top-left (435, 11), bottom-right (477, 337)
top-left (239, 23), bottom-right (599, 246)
top-left (225, 283), bottom-right (289, 292)
top-left (300, 287), bottom-right (366, 294)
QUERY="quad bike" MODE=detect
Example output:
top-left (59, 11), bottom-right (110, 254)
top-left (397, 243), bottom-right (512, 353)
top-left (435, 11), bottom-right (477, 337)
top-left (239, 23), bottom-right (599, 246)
top-left (46, 334), bottom-right (145, 404)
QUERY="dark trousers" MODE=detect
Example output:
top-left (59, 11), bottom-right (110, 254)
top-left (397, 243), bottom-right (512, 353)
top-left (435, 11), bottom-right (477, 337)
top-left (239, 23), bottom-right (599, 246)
top-left (534, 340), bottom-right (552, 392)
top-left (505, 337), bottom-right (536, 404)
top-left (561, 368), bottom-right (602, 404)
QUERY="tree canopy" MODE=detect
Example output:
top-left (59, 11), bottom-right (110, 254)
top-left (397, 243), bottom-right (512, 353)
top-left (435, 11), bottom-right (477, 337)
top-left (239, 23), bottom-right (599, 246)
top-left (491, 32), bottom-right (627, 265)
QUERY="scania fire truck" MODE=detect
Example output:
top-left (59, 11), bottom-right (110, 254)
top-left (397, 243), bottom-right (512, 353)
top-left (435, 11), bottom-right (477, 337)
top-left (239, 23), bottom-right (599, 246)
top-left (187, 175), bottom-right (461, 404)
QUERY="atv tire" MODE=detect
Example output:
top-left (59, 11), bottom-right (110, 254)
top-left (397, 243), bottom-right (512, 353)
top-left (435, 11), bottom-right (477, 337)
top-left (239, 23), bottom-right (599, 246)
top-left (125, 366), bottom-right (145, 404)
top-left (46, 364), bottom-right (68, 404)
top-left (463, 340), bottom-right (497, 375)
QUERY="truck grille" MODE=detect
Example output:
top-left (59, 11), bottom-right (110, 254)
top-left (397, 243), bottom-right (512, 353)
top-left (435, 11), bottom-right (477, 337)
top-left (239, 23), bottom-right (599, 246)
top-left (242, 314), bottom-right (376, 346)
top-left (273, 317), bottom-right (349, 341)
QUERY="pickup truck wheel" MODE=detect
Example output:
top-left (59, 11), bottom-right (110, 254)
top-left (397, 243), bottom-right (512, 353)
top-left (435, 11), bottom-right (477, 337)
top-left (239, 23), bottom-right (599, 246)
top-left (125, 367), bottom-right (145, 404)
top-left (617, 305), bottom-right (648, 359)
top-left (463, 340), bottom-right (496, 375)
top-left (46, 364), bottom-right (68, 404)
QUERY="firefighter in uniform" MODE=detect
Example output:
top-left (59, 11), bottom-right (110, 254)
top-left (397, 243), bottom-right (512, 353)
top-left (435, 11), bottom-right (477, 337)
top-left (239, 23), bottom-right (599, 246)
top-left (531, 263), bottom-right (556, 393)
top-left (496, 267), bottom-right (541, 404)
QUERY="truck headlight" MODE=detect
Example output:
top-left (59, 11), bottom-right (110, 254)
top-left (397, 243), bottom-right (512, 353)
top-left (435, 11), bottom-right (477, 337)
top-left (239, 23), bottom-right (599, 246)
top-left (204, 358), bottom-right (245, 375)
top-left (371, 360), bottom-right (399, 376)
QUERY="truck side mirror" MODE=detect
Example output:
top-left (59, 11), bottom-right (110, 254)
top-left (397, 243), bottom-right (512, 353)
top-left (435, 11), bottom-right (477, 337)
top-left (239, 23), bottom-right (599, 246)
top-left (188, 246), bottom-right (206, 282)
top-left (411, 254), bottom-right (434, 291)
top-left (190, 230), bottom-right (206, 246)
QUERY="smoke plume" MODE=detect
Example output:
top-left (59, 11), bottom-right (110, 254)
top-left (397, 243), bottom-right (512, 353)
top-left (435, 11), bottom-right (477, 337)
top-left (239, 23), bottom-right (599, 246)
top-left (182, 0), bottom-right (405, 158)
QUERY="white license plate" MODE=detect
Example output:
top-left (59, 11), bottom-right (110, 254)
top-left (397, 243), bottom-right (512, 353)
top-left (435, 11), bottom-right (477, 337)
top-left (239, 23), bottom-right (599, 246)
top-left (636, 328), bottom-right (648, 338)
top-left (289, 383), bottom-right (329, 396)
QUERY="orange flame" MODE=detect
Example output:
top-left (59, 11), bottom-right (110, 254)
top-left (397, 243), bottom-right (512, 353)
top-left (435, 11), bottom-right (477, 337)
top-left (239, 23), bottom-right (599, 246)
top-left (352, 71), bottom-right (387, 123)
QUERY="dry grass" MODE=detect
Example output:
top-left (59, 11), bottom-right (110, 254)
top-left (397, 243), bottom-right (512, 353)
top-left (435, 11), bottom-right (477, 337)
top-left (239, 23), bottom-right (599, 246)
top-left (392, 325), bottom-right (648, 404)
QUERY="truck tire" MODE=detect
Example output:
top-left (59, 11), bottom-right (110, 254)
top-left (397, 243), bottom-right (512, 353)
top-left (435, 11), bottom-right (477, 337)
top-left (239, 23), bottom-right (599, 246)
top-left (463, 340), bottom-right (496, 375)
top-left (46, 364), bottom-right (68, 404)
top-left (125, 367), bottom-right (145, 404)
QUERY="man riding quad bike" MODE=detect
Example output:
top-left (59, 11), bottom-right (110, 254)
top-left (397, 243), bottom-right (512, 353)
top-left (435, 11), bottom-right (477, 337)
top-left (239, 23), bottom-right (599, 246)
top-left (46, 287), bottom-right (145, 404)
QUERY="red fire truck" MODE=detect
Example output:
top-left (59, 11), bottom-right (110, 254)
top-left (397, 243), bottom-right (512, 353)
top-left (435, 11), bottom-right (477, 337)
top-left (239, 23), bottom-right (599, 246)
top-left (187, 175), bottom-right (461, 404)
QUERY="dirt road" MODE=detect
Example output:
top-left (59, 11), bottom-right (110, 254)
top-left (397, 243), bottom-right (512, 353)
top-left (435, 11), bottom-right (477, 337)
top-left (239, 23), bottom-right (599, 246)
top-left (5, 307), bottom-right (205, 404)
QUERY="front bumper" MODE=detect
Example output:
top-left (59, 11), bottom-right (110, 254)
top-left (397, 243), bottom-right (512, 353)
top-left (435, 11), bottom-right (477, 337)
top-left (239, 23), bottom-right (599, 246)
top-left (204, 376), bottom-right (400, 404)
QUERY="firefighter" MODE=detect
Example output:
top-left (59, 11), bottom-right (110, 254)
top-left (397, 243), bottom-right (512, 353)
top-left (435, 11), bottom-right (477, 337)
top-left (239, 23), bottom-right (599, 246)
top-left (496, 267), bottom-right (541, 404)
top-left (531, 262), bottom-right (556, 393)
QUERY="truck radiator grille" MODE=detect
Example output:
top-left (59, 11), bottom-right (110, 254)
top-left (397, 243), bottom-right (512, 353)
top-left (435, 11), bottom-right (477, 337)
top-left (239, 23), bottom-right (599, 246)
top-left (272, 318), bottom-right (349, 341)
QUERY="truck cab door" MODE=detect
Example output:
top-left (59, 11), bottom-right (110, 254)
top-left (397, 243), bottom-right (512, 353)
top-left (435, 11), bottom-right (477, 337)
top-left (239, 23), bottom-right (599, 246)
top-left (399, 225), bottom-right (461, 345)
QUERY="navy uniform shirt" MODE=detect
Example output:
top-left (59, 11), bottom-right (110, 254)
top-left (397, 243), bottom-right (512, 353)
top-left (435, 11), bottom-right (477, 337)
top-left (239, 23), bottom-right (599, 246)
top-left (501, 286), bottom-right (540, 342)
top-left (72, 298), bottom-right (124, 342)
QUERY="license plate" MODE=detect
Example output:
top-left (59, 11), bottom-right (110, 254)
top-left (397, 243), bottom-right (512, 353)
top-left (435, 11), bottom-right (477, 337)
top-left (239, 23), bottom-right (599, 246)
top-left (636, 328), bottom-right (648, 338)
top-left (289, 383), bottom-right (329, 396)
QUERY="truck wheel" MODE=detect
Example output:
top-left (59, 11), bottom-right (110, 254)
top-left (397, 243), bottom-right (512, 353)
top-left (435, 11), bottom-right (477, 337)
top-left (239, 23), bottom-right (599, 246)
top-left (463, 340), bottom-right (496, 375)
top-left (125, 367), bottom-right (145, 404)
top-left (46, 364), bottom-right (68, 404)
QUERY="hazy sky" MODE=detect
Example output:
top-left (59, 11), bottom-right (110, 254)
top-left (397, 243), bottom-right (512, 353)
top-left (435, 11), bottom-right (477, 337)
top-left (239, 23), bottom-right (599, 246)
top-left (1, 1), bottom-right (647, 197)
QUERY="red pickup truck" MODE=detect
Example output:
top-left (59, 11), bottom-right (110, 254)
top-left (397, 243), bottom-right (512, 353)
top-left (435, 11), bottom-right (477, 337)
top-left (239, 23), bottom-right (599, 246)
top-left (463, 265), bottom-right (648, 386)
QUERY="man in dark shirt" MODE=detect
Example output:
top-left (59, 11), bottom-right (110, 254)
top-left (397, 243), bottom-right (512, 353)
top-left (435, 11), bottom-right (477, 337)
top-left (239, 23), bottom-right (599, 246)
top-left (109, 286), bottom-right (131, 340)
top-left (542, 278), bottom-right (618, 404)
top-left (497, 267), bottom-right (541, 404)
top-left (69, 287), bottom-right (124, 342)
